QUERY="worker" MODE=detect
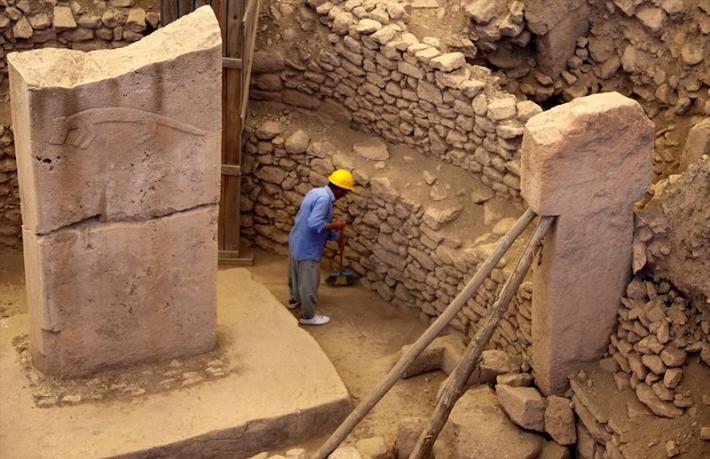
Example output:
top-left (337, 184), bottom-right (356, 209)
top-left (287, 169), bottom-right (355, 325)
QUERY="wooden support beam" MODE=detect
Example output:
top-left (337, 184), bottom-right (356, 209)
top-left (161, 0), bottom-right (178, 25)
top-left (221, 164), bottom-right (241, 176)
top-left (408, 216), bottom-right (556, 459)
top-left (223, 57), bottom-right (243, 69)
top-left (312, 209), bottom-right (539, 459)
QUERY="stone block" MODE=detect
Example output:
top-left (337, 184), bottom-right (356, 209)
top-left (21, 207), bottom-right (218, 376)
top-left (496, 384), bottom-right (546, 431)
top-left (521, 92), bottom-right (653, 394)
top-left (435, 386), bottom-right (544, 458)
top-left (9, 8), bottom-right (222, 235)
top-left (544, 395), bottom-right (576, 445)
top-left (8, 7), bottom-right (222, 376)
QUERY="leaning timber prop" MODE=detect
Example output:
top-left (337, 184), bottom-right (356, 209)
top-left (312, 209), bottom-right (538, 459)
top-left (408, 215), bottom-right (555, 459)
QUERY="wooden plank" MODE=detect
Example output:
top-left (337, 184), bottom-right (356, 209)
top-left (161, 0), bottom-right (178, 25)
top-left (221, 164), bottom-right (241, 176)
top-left (218, 250), bottom-right (255, 266)
top-left (220, 0), bottom-right (245, 252)
top-left (214, 0), bottom-right (228, 250)
top-left (178, 0), bottom-right (193, 17)
top-left (223, 57), bottom-right (243, 69)
top-left (240, 0), bottom-right (261, 121)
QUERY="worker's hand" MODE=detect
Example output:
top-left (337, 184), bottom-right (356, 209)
top-left (338, 234), bottom-right (349, 249)
top-left (327, 218), bottom-right (347, 231)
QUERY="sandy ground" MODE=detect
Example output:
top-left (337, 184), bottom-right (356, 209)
top-left (0, 247), bottom-right (444, 454)
top-left (237, 248), bottom-right (446, 453)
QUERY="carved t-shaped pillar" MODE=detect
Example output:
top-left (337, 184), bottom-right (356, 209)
top-left (521, 92), bottom-right (653, 395)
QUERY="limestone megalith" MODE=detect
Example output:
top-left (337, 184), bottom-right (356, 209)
top-left (521, 92), bottom-right (653, 395)
top-left (8, 6), bottom-right (222, 377)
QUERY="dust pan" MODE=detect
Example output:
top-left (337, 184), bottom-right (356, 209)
top-left (326, 243), bottom-right (356, 287)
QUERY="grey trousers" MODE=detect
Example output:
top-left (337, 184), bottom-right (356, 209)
top-left (288, 254), bottom-right (320, 319)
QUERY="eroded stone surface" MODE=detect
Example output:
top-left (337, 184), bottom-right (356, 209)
top-left (9, 6), bottom-right (222, 235)
top-left (9, 7), bottom-right (222, 377)
top-left (521, 92), bottom-right (653, 394)
top-left (435, 386), bottom-right (544, 459)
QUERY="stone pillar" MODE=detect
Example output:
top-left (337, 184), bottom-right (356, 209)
top-left (8, 7), bottom-right (222, 377)
top-left (521, 92), bottom-right (653, 395)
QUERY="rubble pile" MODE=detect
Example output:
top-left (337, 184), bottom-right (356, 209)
top-left (462, 0), bottom-right (710, 117)
top-left (0, 123), bottom-right (18, 247)
top-left (608, 275), bottom-right (709, 418)
top-left (634, 155), bottom-right (710, 310)
top-left (242, 117), bottom-right (535, 360)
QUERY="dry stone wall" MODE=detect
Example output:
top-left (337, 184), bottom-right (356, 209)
top-left (463, 0), bottom-right (710, 179)
top-left (242, 117), bottom-right (535, 362)
top-left (250, 0), bottom-right (543, 202)
top-left (0, 123), bottom-right (19, 247)
top-left (0, 0), bottom-right (160, 74)
top-left (606, 274), bottom-right (708, 419)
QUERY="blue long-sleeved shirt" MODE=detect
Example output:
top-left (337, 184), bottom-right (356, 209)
top-left (289, 186), bottom-right (339, 261)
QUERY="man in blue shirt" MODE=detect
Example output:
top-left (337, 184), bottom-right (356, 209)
top-left (288, 169), bottom-right (355, 325)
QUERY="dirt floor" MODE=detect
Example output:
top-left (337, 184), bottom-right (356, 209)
top-left (236, 248), bottom-right (446, 453)
top-left (0, 247), bottom-right (445, 454)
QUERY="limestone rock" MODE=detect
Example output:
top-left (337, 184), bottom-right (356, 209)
top-left (355, 436), bottom-right (389, 459)
top-left (285, 130), bottom-right (310, 154)
top-left (474, 349), bottom-right (522, 383)
top-left (7, 6), bottom-right (222, 376)
top-left (256, 121), bottom-right (285, 140)
top-left (544, 395), bottom-right (576, 445)
top-left (681, 118), bottom-right (710, 170)
top-left (395, 417), bottom-right (426, 459)
top-left (497, 372), bottom-right (533, 387)
top-left (487, 95), bottom-right (517, 120)
top-left (635, 383), bottom-right (684, 418)
top-left (12, 16), bottom-right (33, 39)
top-left (429, 53), bottom-right (466, 72)
top-left (636, 157), bottom-right (710, 307)
top-left (423, 202), bottom-right (463, 230)
top-left (539, 441), bottom-right (570, 459)
top-left (635, 7), bottom-right (665, 34)
top-left (370, 177), bottom-right (399, 201)
top-left (435, 386), bottom-right (544, 459)
top-left (660, 346), bottom-right (687, 368)
top-left (252, 51), bottom-right (285, 73)
top-left (53, 6), bottom-right (78, 30)
top-left (521, 92), bottom-right (653, 395)
top-left (330, 446), bottom-right (362, 459)
top-left (353, 138), bottom-right (390, 161)
top-left (496, 385), bottom-right (546, 432)
top-left (356, 19), bottom-right (382, 34)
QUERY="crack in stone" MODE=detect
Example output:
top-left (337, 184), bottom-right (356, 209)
top-left (33, 202), bottom-right (218, 237)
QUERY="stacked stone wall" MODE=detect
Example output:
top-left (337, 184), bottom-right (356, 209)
top-left (241, 118), bottom-right (534, 361)
top-left (0, 0), bottom-right (160, 69)
top-left (250, 0), bottom-right (543, 202)
top-left (0, 123), bottom-right (19, 246)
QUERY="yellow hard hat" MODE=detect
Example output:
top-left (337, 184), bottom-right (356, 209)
top-left (328, 169), bottom-right (355, 191)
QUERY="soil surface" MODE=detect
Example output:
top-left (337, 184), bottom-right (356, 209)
top-left (0, 247), bottom-right (445, 453)
top-left (241, 248), bottom-right (446, 452)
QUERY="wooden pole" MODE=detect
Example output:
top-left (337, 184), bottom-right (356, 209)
top-left (312, 209), bottom-right (538, 459)
top-left (408, 215), bottom-right (555, 459)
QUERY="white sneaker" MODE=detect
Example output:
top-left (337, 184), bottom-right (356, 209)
top-left (299, 314), bottom-right (331, 326)
top-left (287, 299), bottom-right (301, 310)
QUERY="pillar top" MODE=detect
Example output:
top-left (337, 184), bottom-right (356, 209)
top-left (521, 92), bottom-right (654, 216)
